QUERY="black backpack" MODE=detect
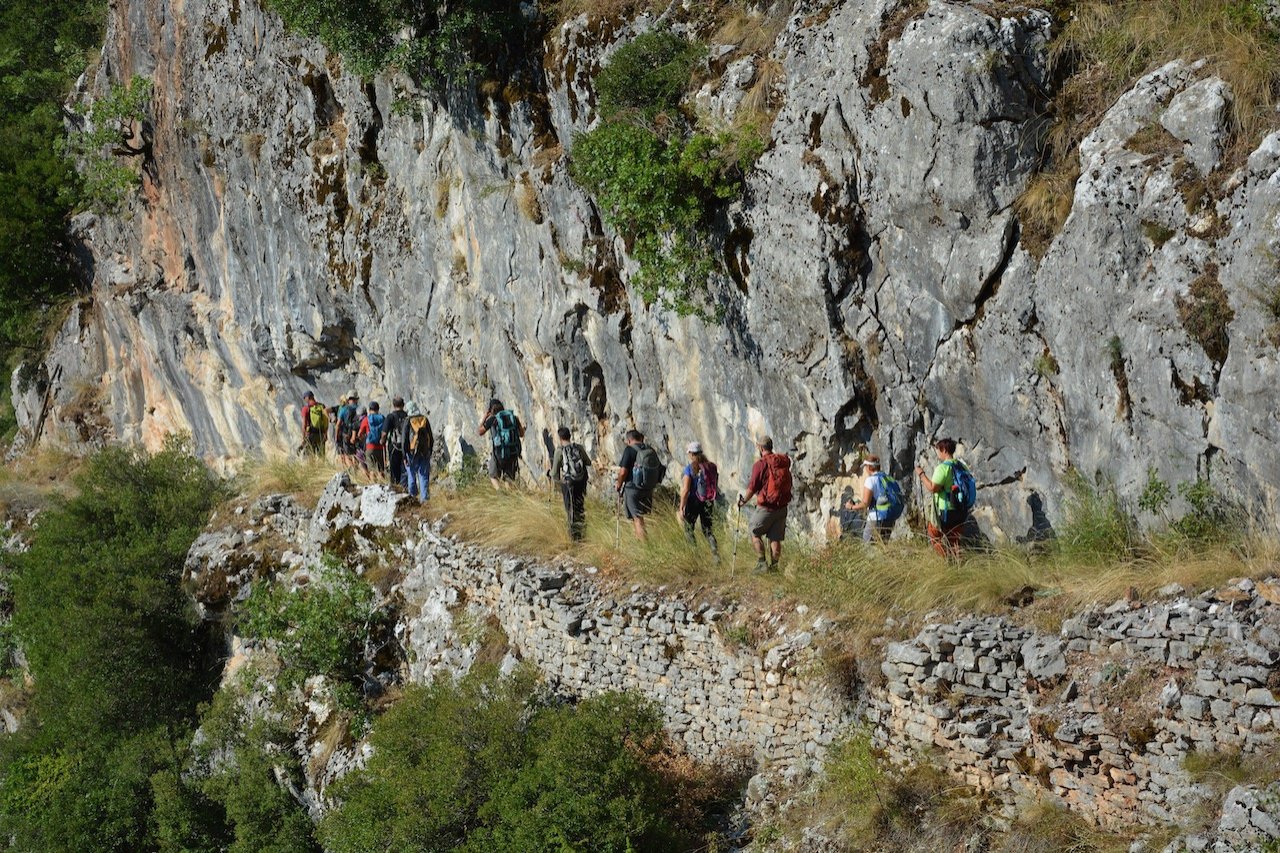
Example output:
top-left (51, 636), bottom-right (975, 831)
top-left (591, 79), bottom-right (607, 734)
top-left (631, 444), bottom-right (666, 490)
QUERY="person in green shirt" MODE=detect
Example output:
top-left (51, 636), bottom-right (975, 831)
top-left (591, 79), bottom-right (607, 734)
top-left (915, 437), bottom-right (966, 559)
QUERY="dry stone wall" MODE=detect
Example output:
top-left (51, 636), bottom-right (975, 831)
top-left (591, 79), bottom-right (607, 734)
top-left (185, 476), bottom-right (1280, 841)
top-left (871, 583), bottom-right (1280, 831)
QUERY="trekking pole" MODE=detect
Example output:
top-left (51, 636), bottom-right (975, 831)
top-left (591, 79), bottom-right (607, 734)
top-left (731, 501), bottom-right (741, 576)
top-left (614, 489), bottom-right (622, 549)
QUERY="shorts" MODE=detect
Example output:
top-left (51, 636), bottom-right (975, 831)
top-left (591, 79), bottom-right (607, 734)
top-left (623, 486), bottom-right (654, 519)
top-left (488, 454), bottom-right (519, 481)
top-left (750, 505), bottom-right (787, 542)
top-left (366, 446), bottom-right (386, 473)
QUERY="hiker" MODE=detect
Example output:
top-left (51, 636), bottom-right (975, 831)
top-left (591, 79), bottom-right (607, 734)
top-left (916, 438), bottom-right (974, 559)
top-left (402, 401), bottom-right (433, 501)
top-left (353, 406), bottom-right (369, 474)
top-left (336, 390), bottom-right (360, 468)
top-left (737, 436), bottom-right (792, 573)
top-left (384, 396), bottom-right (409, 488)
top-left (614, 429), bottom-right (665, 541)
top-left (678, 442), bottom-right (719, 558)
top-left (846, 455), bottom-right (903, 543)
top-left (360, 402), bottom-right (388, 478)
top-left (478, 398), bottom-right (525, 489)
top-left (548, 426), bottom-right (589, 541)
top-left (300, 391), bottom-right (328, 455)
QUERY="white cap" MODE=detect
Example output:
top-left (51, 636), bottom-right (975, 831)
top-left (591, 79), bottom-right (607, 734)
top-left (687, 441), bottom-right (703, 454)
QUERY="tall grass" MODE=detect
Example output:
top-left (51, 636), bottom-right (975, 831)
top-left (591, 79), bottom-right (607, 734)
top-left (427, 483), bottom-right (1274, 637)
top-left (236, 451), bottom-right (346, 503)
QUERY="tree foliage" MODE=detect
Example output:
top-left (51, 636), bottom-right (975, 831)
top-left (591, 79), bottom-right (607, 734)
top-left (0, 0), bottom-right (106, 359)
top-left (0, 439), bottom-right (229, 849)
top-left (266, 0), bottom-right (524, 84)
top-left (320, 666), bottom-right (699, 853)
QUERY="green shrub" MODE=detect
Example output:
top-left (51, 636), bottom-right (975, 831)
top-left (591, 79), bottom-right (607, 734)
top-left (238, 555), bottom-right (377, 709)
top-left (67, 76), bottom-right (153, 213)
top-left (8, 436), bottom-right (225, 745)
top-left (596, 29), bottom-right (705, 119)
top-left (569, 30), bottom-right (764, 316)
top-left (1170, 478), bottom-right (1241, 544)
top-left (1054, 470), bottom-right (1139, 563)
top-left (322, 666), bottom-right (699, 852)
top-left (266, 0), bottom-right (522, 83)
top-left (320, 665), bottom-right (537, 852)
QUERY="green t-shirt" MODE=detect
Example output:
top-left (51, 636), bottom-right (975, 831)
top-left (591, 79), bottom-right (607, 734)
top-left (932, 461), bottom-right (956, 511)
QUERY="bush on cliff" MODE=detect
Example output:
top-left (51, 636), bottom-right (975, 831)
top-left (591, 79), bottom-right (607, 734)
top-left (0, 439), bottom-right (228, 848)
top-left (266, 0), bottom-right (524, 83)
top-left (569, 29), bottom-right (764, 316)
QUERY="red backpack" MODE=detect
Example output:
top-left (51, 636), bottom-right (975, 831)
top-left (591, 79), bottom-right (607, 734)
top-left (758, 454), bottom-right (793, 508)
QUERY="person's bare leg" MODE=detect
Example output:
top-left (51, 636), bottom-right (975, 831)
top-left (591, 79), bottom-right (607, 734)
top-left (633, 516), bottom-right (647, 541)
top-left (770, 541), bottom-right (782, 565)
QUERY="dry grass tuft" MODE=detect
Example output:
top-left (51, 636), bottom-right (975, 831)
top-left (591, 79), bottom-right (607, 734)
top-left (236, 452), bottom-right (346, 505)
top-left (0, 448), bottom-right (84, 516)
top-left (1017, 0), bottom-right (1280, 255)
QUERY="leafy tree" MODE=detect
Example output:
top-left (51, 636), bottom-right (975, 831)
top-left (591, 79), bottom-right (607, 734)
top-left (0, 439), bottom-right (231, 849)
top-left (321, 667), bottom-right (689, 852)
top-left (266, 0), bottom-right (524, 84)
top-left (0, 0), bottom-right (106, 361)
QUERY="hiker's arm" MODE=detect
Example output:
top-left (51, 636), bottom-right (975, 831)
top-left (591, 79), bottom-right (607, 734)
top-left (850, 483), bottom-right (874, 511)
top-left (678, 474), bottom-right (690, 515)
top-left (549, 448), bottom-right (562, 480)
top-left (915, 466), bottom-right (943, 493)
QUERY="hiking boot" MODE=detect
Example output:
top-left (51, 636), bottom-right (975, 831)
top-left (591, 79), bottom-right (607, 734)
top-left (753, 558), bottom-right (768, 574)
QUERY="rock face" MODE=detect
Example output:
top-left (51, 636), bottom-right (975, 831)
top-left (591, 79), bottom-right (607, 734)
top-left (15, 0), bottom-right (1280, 536)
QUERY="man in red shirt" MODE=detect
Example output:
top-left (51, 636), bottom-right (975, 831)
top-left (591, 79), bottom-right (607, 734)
top-left (737, 436), bottom-right (793, 573)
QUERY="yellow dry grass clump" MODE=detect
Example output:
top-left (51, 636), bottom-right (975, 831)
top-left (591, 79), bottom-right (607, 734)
top-left (428, 484), bottom-right (1274, 636)
top-left (236, 451), bottom-right (347, 504)
top-left (0, 447), bottom-right (84, 512)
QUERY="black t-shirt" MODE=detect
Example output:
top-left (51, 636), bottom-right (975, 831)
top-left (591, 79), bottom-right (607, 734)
top-left (618, 444), bottom-right (639, 483)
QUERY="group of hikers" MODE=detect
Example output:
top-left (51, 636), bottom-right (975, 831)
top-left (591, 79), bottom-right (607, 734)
top-left (301, 391), bottom-right (977, 567)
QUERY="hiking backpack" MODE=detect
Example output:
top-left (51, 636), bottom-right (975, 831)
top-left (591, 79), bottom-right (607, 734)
top-left (307, 403), bottom-right (328, 435)
top-left (492, 410), bottom-right (522, 461)
top-left (407, 416), bottom-right (433, 457)
top-left (340, 405), bottom-right (359, 439)
top-left (758, 454), bottom-right (793, 508)
top-left (386, 413), bottom-right (406, 450)
top-left (631, 444), bottom-right (666, 490)
top-left (562, 444), bottom-right (587, 484)
top-left (872, 472), bottom-right (905, 523)
top-left (694, 461), bottom-right (719, 502)
top-left (366, 412), bottom-right (386, 445)
top-left (945, 460), bottom-right (977, 512)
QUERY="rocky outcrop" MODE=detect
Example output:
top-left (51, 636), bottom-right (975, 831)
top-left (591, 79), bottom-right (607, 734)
top-left (18, 0), bottom-right (1280, 539)
top-left (185, 475), bottom-right (1280, 840)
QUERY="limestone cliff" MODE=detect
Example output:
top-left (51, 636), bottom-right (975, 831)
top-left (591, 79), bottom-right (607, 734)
top-left (14, 0), bottom-right (1280, 536)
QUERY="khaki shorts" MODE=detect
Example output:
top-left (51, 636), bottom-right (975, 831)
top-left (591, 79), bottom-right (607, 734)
top-left (750, 505), bottom-right (787, 542)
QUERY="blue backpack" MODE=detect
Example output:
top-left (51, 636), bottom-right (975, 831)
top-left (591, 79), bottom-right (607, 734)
top-left (873, 472), bottom-right (905, 523)
top-left (492, 410), bottom-right (522, 461)
top-left (945, 460), bottom-right (977, 511)
top-left (366, 412), bottom-right (386, 445)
